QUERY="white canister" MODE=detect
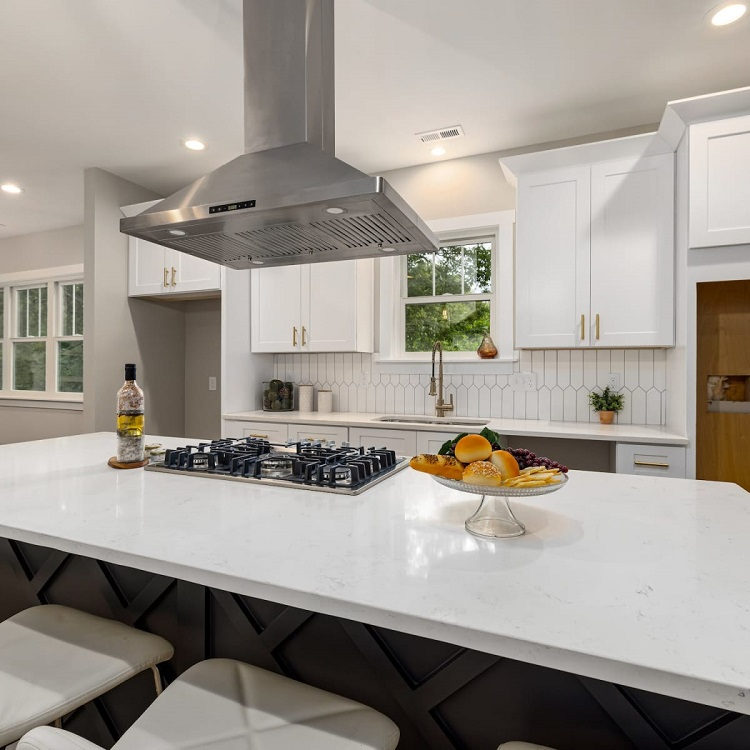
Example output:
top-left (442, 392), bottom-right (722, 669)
top-left (298, 384), bottom-right (314, 413)
top-left (317, 389), bottom-right (333, 413)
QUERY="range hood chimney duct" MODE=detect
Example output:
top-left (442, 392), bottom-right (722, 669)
top-left (120, 0), bottom-right (438, 269)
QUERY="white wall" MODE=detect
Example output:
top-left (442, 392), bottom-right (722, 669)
top-left (184, 298), bottom-right (222, 439)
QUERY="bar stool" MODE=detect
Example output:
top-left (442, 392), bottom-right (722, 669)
top-left (498, 743), bottom-right (558, 749)
top-left (17, 658), bottom-right (400, 749)
top-left (0, 605), bottom-right (173, 747)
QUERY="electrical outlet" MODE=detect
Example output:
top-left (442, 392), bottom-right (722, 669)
top-left (606, 373), bottom-right (621, 390)
top-left (208, 376), bottom-right (217, 391)
top-left (511, 372), bottom-right (537, 392)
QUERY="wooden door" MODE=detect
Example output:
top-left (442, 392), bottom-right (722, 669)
top-left (696, 280), bottom-right (750, 490)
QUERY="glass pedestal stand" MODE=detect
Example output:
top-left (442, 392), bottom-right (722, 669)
top-left (432, 474), bottom-right (568, 539)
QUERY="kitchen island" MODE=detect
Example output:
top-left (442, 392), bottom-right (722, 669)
top-left (1, 433), bottom-right (748, 750)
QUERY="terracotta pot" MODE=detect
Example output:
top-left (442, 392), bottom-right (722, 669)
top-left (598, 410), bottom-right (615, 424)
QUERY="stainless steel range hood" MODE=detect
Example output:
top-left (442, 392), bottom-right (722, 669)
top-left (120, 0), bottom-right (438, 269)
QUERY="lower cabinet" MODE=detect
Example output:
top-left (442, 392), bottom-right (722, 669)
top-left (349, 428), bottom-right (417, 456)
top-left (223, 420), bottom-right (289, 443)
top-left (416, 431), bottom-right (461, 454)
top-left (615, 443), bottom-right (687, 478)
top-left (287, 423), bottom-right (349, 444)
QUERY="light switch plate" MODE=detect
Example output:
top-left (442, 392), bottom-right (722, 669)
top-left (511, 372), bottom-right (537, 391)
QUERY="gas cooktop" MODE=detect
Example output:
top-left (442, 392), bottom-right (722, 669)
top-left (144, 437), bottom-right (408, 495)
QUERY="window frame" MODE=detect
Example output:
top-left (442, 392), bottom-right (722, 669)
top-left (378, 211), bottom-right (516, 367)
top-left (0, 265), bottom-right (84, 405)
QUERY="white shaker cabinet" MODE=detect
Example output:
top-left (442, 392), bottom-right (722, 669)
top-left (514, 153), bottom-right (674, 348)
top-left (122, 201), bottom-right (221, 298)
top-left (251, 259), bottom-right (374, 353)
top-left (689, 114), bottom-right (750, 248)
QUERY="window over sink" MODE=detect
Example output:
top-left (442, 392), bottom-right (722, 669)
top-left (378, 210), bottom-right (515, 365)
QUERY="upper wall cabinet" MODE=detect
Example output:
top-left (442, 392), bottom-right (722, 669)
top-left (689, 114), bottom-right (750, 248)
top-left (509, 148), bottom-right (675, 348)
top-left (122, 201), bottom-right (222, 298)
top-left (251, 259), bottom-right (374, 353)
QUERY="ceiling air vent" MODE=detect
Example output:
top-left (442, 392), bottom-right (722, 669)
top-left (416, 125), bottom-right (465, 144)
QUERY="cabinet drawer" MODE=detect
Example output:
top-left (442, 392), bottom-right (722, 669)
top-left (615, 443), bottom-right (686, 478)
top-left (349, 428), bottom-right (416, 456)
top-left (287, 423), bottom-right (349, 445)
top-left (223, 420), bottom-right (288, 444)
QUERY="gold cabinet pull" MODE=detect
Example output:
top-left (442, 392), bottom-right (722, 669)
top-left (248, 433), bottom-right (268, 439)
top-left (595, 313), bottom-right (600, 340)
top-left (634, 460), bottom-right (670, 468)
top-left (163, 268), bottom-right (169, 288)
top-left (580, 314), bottom-right (585, 340)
top-left (171, 267), bottom-right (177, 287)
top-left (302, 326), bottom-right (307, 346)
top-left (292, 326), bottom-right (298, 347)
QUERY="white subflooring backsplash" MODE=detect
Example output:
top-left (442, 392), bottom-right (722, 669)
top-left (274, 349), bottom-right (667, 425)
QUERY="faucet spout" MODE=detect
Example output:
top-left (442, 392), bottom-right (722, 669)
top-left (430, 341), bottom-right (454, 418)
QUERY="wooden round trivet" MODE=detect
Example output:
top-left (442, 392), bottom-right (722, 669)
top-left (107, 456), bottom-right (150, 469)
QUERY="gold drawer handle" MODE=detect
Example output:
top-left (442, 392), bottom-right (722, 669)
top-left (292, 326), bottom-right (298, 347)
top-left (595, 313), bottom-right (600, 340)
top-left (171, 266), bottom-right (177, 287)
top-left (163, 268), bottom-right (169, 288)
top-left (634, 460), bottom-right (669, 468)
top-left (580, 314), bottom-right (585, 340)
top-left (302, 325), bottom-right (307, 346)
top-left (248, 433), bottom-right (268, 439)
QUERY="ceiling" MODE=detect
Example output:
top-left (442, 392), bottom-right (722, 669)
top-left (1, 0), bottom-right (749, 239)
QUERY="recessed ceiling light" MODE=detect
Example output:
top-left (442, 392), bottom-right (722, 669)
top-left (168, 229), bottom-right (186, 236)
top-left (325, 207), bottom-right (345, 214)
top-left (184, 139), bottom-right (206, 151)
top-left (380, 246), bottom-right (396, 253)
top-left (431, 146), bottom-right (446, 157)
top-left (710, 2), bottom-right (747, 25)
top-left (1, 183), bottom-right (23, 194)
top-left (251, 259), bottom-right (264, 265)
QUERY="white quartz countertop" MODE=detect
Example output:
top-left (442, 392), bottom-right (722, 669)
top-left (0, 433), bottom-right (743, 714)
top-left (223, 410), bottom-right (688, 445)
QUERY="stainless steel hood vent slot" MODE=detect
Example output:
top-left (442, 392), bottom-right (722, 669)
top-left (119, 0), bottom-right (438, 267)
top-left (163, 209), bottom-right (421, 269)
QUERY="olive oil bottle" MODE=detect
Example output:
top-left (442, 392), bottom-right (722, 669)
top-left (116, 363), bottom-right (145, 463)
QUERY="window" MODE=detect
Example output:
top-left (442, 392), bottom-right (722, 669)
top-left (379, 211), bottom-right (515, 363)
top-left (0, 267), bottom-right (83, 400)
top-left (403, 239), bottom-right (492, 352)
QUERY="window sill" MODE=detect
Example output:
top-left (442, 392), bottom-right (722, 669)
top-left (373, 354), bottom-right (517, 375)
top-left (0, 396), bottom-right (83, 411)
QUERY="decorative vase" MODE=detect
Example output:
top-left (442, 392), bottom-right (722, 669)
top-left (477, 333), bottom-right (498, 359)
top-left (598, 411), bottom-right (615, 424)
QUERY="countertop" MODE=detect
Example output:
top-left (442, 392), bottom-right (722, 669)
top-left (223, 410), bottom-right (689, 445)
top-left (0, 432), bottom-right (743, 714)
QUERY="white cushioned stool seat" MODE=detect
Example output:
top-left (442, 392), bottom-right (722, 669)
top-left (498, 743), bottom-right (559, 749)
top-left (0, 605), bottom-right (173, 746)
top-left (18, 658), bottom-right (400, 750)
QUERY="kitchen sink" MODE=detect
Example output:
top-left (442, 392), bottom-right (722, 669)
top-left (375, 416), bottom-right (490, 427)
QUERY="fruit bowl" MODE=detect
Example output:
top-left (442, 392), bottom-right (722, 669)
top-left (432, 473), bottom-right (568, 539)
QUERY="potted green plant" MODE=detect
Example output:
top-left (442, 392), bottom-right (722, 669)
top-left (588, 386), bottom-right (624, 424)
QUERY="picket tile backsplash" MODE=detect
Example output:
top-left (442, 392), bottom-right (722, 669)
top-left (274, 349), bottom-right (667, 425)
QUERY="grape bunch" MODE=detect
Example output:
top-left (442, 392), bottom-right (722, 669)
top-left (506, 447), bottom-right (568, 473)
